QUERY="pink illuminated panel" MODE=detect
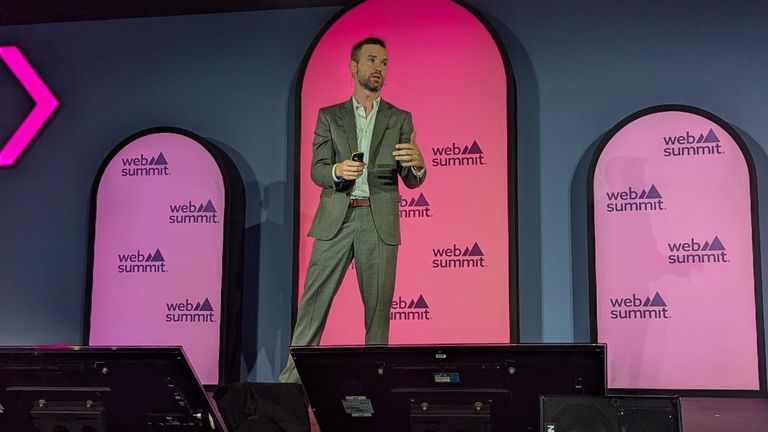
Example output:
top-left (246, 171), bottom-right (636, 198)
top-left (593, 109), bottom-right (760, 390)
top-left (0, 46), bottom-right (59, 167)
top-left (299, 0), bottom-right (510, 345)
top-left (90, 132), bottom-right (225, 385)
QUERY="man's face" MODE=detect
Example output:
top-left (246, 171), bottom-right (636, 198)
top-left (351, 44), bottom-right (388, 92)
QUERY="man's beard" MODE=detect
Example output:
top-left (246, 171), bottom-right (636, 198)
top-left (359, 74), bottom-right (383, 92)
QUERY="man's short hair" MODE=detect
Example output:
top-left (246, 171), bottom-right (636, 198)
top-left (351, 37), bottom-right (386, 62)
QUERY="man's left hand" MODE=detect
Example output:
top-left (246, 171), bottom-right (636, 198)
top-left (393, 131), bottom-right (424, 169)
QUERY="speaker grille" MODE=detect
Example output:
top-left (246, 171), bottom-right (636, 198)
top-left (541, 395), bottom-right (681, 432)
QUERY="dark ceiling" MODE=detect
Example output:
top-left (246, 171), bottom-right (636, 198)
top-left (0, 0), bottom-right (353, 26)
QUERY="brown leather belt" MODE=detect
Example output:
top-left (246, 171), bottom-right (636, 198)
top-left (349, 198), bottom-right (371, 208)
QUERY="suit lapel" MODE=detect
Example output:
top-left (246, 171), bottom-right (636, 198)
top-left (339, 100), bottom-right (357, 155)
top-left (370, 100), bottom-right (391, 161)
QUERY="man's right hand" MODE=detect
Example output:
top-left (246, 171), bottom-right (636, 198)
top-left (335, 160), bottom-right (366, 180)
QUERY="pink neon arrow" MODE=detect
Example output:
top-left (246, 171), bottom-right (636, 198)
top-left (0, 46), bottom-right (59, 167)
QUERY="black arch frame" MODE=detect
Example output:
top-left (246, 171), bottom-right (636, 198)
top-left (83, 126), bottom-right (246, 387)
top-left (587, 104), bottom-right (767, 396)
top-left (291, 0), bottom-right (520, 342)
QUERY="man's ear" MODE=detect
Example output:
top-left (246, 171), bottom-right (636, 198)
top-left (349, 60), bottom-right (357, 74)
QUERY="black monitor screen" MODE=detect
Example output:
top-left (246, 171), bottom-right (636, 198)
top-left (291, 344), bottom-right (606, 432)
top-left (0, 346), bottom-right (224, 432)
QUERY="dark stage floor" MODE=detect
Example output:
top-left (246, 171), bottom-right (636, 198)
top-left (680, 397), bottom-right (768, 432)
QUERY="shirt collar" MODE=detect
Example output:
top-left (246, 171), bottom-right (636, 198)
top-left (351, 96), bottom-right (381, 116)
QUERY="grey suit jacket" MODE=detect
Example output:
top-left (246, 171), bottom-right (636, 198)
top-left (308, 98), bottom-right (426, 245)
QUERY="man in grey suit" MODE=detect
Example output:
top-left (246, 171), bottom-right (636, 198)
top-left (279, 37), bottom-right (426, 383)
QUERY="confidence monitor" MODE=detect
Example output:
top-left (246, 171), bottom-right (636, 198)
top-left (291, 344), bottom-right (606, 432)
top-left (0, 346), bottom-right (225, 432)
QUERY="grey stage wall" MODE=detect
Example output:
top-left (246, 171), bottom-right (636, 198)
top-left (1, 0), bottom-right (767, 382)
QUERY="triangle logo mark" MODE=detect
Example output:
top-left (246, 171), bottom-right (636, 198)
top-left (414, 193), bottom-right (430, 207)
top-left (150, 249), bottom-right (165, 262)
top-left (199, 298), bottom-right (214, 312)
top-left (649, 292), bottom-right (667, 307)
top-left (466, 243), bottom-right (484, 257)
top-left (702, 128), bottom-right (719, 143)
top-left (645, 185), bottom-right (662, 199)
top-left (413, 295), bottom-right (429, 309)
top-left (154, 152), bottom-right (168, 165)
top-left (466, 141), bottom-right (483, 154)
top-left (202, 199), bottom-right (217, 213)
top-left (709, 236), bottom-right (726, 251)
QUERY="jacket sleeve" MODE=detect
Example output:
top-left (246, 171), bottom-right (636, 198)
top-left (310, 108), bottom-right (354, 192)
top-left (310, 109), bottom-right (335, 188)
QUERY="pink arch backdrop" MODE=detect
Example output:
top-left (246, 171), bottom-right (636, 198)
top-left (592, 108), bottom-right (762, 392)
top-left (298, 0), bottom-right (512, 345)
top-left (90, 132), bottom-right (226, 385)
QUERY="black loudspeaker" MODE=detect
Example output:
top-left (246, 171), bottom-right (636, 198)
top-left (540, 395), bottom-right (682, 432)
top-left (213, 382), bottom-right (309, 432)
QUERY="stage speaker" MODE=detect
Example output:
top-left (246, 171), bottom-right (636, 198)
top-left (213, 382), bottom-right (309, 432)
top-left (540, 395), bottom-right (681, 432)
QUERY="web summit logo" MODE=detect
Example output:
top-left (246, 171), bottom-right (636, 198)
top-left (431, 140), bottom-right (486, 167)
top-left (432, 243), bottom-right (487, 269)
top-left (121, 152), bottom-right (170, 176)
top-left (667, 236), bottom-right (729, 264)
top-left (663, 128), bottom-right (724, 158)
top-left (390, 295), bottom-right (431, 321)
top-left (609, 292), bottom-right (670, 320)
top-left (117, 248), bottom-right (167, 273)
top-left (400, 193), bottom-right (433, 218)
top-left (605, 184), bottom-right (665, 213)
top-left (168, 199), bottom-right (219, 224)
top-left (165, 298), bottom-right (216, 323)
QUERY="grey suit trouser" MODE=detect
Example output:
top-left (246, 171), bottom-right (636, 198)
top-left (279, 206), bottom-right (398, 383)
